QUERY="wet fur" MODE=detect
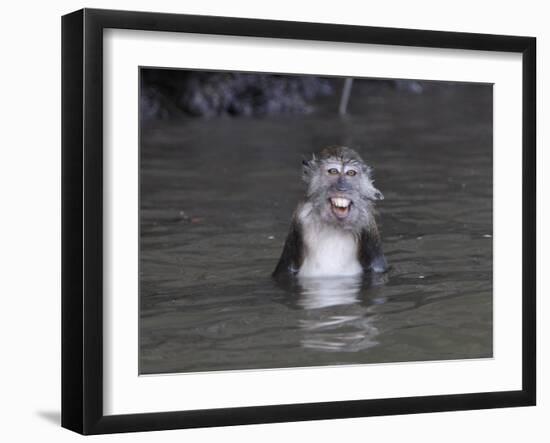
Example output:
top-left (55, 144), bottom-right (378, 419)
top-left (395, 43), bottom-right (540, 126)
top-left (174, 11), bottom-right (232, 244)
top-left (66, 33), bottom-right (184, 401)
top-left (273, 146), bottom-right (387, 278)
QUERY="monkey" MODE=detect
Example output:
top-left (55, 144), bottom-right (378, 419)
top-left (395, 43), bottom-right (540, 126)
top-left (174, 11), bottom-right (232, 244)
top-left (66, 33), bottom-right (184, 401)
top-left (273, 146), bottom-right (387, 279)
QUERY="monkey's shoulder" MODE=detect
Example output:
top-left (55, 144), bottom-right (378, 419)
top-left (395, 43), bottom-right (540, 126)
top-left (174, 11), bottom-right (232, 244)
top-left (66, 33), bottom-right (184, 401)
top-left (357, 227), bottom-right (388, 273)
top-left (272, 210), bottom-right (305, 278)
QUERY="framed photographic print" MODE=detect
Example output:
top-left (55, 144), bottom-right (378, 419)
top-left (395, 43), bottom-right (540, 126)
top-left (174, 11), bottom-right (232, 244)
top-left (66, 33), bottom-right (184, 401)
top-left (61, 8), bottom-right (536, 435)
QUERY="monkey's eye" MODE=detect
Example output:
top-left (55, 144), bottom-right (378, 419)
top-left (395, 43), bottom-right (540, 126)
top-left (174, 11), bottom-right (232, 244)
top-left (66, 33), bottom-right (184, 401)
top-left (346, 170), bottom-right (357, 176)
top-left (327, 168), bottom-right (339, 175)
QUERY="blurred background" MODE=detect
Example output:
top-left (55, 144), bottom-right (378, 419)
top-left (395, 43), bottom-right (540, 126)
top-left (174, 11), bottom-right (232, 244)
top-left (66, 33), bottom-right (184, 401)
top-left (139, 69), bottom-right (493, 375)
top-left (140, 69), bottom-right (426, 120)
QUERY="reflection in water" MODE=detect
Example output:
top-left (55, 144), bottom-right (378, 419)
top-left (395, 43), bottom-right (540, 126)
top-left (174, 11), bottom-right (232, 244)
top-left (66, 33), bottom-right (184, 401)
top-left (296, 275), bottom-right (382, 352)
top-left (297, 275), bottom-right (363, 309)
top-left (139, 82), bottom-right (493, 374)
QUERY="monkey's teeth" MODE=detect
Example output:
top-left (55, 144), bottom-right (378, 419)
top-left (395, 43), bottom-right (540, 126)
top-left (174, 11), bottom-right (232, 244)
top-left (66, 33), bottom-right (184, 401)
top-left (331, 198), bottom-right (351, 208)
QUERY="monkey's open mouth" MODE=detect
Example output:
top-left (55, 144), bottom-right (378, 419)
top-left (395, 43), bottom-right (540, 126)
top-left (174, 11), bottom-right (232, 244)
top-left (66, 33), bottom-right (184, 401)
top-left (330, 197), bottom-right (352, 219)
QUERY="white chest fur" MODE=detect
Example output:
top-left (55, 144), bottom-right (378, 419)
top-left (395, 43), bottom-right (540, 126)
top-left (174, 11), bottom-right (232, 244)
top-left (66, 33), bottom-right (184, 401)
top-left (298, 222), bottom-right (363, 278)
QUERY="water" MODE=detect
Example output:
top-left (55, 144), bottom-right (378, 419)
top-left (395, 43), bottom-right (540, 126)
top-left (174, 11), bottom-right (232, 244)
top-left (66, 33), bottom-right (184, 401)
top-left (139, 82), bottom-right (493, 374)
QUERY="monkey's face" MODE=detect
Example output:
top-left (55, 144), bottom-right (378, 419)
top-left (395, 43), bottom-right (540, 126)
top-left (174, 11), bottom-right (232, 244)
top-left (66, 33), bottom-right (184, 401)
top-left (302, 152), bottom-right (383, 230)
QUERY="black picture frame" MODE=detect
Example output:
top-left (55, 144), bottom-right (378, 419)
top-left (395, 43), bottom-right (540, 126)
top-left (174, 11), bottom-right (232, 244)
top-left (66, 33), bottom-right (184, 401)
top-left (61, 8), bottom-right (536, 435)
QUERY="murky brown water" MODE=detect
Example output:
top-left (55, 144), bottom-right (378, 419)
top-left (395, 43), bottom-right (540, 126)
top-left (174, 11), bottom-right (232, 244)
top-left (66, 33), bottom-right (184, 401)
top-left (139, 81), bottom-right (493, 374)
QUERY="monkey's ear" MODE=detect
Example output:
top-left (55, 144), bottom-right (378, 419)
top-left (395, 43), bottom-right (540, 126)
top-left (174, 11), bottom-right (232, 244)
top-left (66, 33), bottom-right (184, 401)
top-left (372, 187), bottom-right (384, 200)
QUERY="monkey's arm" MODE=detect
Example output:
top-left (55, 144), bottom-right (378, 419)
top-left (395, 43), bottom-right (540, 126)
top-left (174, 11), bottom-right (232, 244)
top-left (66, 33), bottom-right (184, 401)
top-left (358, 225), bottom-right (388, 273)
top-left (272, 218), bottom-right (304, 278)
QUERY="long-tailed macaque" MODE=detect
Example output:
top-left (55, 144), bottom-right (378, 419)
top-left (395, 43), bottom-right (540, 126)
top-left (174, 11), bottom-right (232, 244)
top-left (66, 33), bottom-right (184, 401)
top-left (273, 146), bottom-right (387, 278)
